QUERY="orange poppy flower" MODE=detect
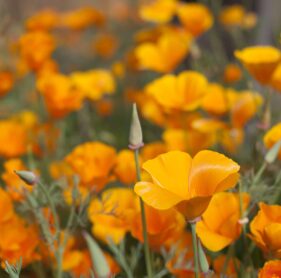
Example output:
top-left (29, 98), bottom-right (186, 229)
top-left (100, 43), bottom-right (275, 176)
top-left (140, 142), bottom-right (167, 162)
top-left (249, 202), bottom-right (281, 258)
top-left (134, 150), bottom-right (240, 220)
top-left (177, 3), bottom-right (213, 37)
top-left (220, 128), bottom-right (244, 153)
top-left (213, 255), bottom-right (240, 277)
top-left (196, 192), bottom-right (250, 252)
top-left (114, 150), bottom-right (137, 185)
top-left (135, 29), bottom-right (192, 73)
top-left (139, 0), bottom-right (177, 23)
top-left (223, 64), bottom-right (242, 84)
top-left (145, 71), bottom-right (208, 111)
top-left (264, 122), bottom-right (281, 159)
top-left (88, 188), bottom-right (138, 244)
top-left (65, 142), bottom-right (117, 191)
top-left (92, 33), bottom-right (119, 59)
top-left (19, 31), bottom-right (55, 71)
top-left (70, 70), bottom-right (115, 101)
top-left (259, 260), bottom-right (281, 278)
top-left (94, 99), bottom-right (114, 117)
top-left (235, 46), bottom-right (281, 84)
top-left (0, 188), bottom-right (14, 224)
top-left (270, 63), bottom-right (281, 92)
top-left (0, 71), bottom-right (14, 97)
top-left (37, 73), bottom-right (84, 118)
top-left (219, 5), bottom-right (245, 27)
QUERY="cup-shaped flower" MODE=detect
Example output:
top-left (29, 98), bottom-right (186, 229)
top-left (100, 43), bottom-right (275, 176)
top-left (196, 192), bottom-right (250, 252)
top-left (249, 202), bottom-right (281, 258)
top-left (235, 46), bottom-right (281, 84)
top-left (134, 150), bottom-right (240, 221)
top-left (259, 260), bottom-right (281, 278)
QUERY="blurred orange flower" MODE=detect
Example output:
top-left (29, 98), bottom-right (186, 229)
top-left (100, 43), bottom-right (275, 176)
top-left (235, 46), bottom-right (281, 84)
top-left (264, 122), bottom-right (281, 159)
top-left (139, 0), bottom-right (177, 23)
top-left (249, 202), bottom-right (281, 258)
top-left (135, 150), bottom-right (240, 220)
top-left (145, 71), bottom-right (208, 111)
top-left (223, 64), bottom-right (242, 84)
top-left (259, 260), bottom-right (281, 278)
top-left (135, 29), bottom-right (192, 73)
top-left (88, 188), bottom-right (137, 244)
top-left (213, 255), bottom-right (240, 277)
top-left (196, 192), bottom-right (250, 252)
top-left (0, 71), bottom-right (14, 97)
top-left (219, 5), bottom-right (245, 27)
top-left (92, 33), bottom-right (119, 59)
top-left (65, 142), bottom-right (117, 191)
top-left (177, 3), bottom-right (213, 36)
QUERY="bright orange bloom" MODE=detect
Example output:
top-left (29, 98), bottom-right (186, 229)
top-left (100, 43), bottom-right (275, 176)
top-left (114, 150), bottom-right (137, 185)
top-left (131, 205), bottom-right (185, 250)
top-left (65, 142), bottom-right (117, 191)
top-left (2, 159), bottom-right (33, 201)
top-left (177, 3), bottom-right (213, 36)
top-left (19, 31), bottom-right (55, 71)
top-left (201, 83), bottom-right (229, 115)
top-left (0, 71), bottom-right (14, 97)
top-left (135, 150), bottom-right (240, 220)
top-left (223, 64), bottom-right (242, 84)
top-left (259, 260), bottom-right (281, 278)
top-left (213, 255), bottom-right (240, 277)
top-left (60, 7), bottom-right (105, 30)
top-left (88, 188), bottom-right (137, 244)
top-left (139, 0), bottom-right (177, 23)
top-left (250, 202), bottom-right (281, 258)
top-left (196, 192), bottom-right (250, 251)
top-left (135, 29), bottom-right (192, 73)
top-left (25, 9), bottom-right (60, 31)
top-left (0, 188), bottom-right (14, 223)
top-left (70, 70), bottom-right (115, 101)
top-left (235, 46), bottom-right (281, 84)
top-left (264, 123), bottom-right (281, 159)
top-left (145, 71), bottom-right (208, 111)
top-left (37, 73), bottom-right (84, 118)
top-left (270, 63), bottom-right (281, 92)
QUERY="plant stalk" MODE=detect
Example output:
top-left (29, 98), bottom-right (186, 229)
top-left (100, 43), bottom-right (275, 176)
top-left (190, 222), bottom-right (200, 278)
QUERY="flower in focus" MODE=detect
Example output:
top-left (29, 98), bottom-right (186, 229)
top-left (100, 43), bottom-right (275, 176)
top-left (139, 0), bottom-right (177, 24)
top-left (145, 71), bottom-right (208, 111)
top-left (88, 188), bottom-right (137, 244)
top-left (264, 122), bottom-right (281, 159)
top-left (223, 64), bottom-right (242, 84)
top-left (177, 3), bottom-right (213, 36)
top-left (37, 73), bottom-right (84, 118)
top-left (135, 29), bottom-right (192, 73)
top-left (19, 31), bottom-right (55, 71)
top-left (196, 192), bottom-right (250, 252)
top-left (259, 260), bottom-right (281, 278)
top-left (70, 70), bottom-right (115, 101)
top-left (0, 71), bottom-right (14, 97)
top-left (249, 202), bottom-right (281, 258)
top-left (135, 150), bottom-right (240, 220)
top-left (235, 46), bottom-right (281, 84)
top-left (65, 141), bottom-right (117, 191)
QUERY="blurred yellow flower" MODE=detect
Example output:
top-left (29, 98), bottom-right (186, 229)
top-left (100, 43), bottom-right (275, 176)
top-left (177, 3), bottom-right (213, 36)
top-left (219, 5), bottom-right (245, 27)
top-left (264, 122), bottom-right (281, 159)
top-left (145, 71), bottom-right (208, 111)
top-left (235, 46), bottom-right (281, 84)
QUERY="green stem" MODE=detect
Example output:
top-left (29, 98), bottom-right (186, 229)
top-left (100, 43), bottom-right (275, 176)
top-left (252, 162), bottom-right (267, 186)
top-left (134, 149), bottom-right (153, 278)
top-left (190, 222), bottom-right (199, 278)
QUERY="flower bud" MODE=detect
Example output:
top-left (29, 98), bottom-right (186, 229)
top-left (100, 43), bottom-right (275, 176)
top-left (128, 103), bottom-right (144, 150)
top-left (14, 170), bottom-right (38, 185)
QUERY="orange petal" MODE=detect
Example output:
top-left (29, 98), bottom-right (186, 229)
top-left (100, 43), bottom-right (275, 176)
top-left (134, 181), bottom-right (183, 210)
top-left (189, 150), bottom-right (240, 197)
top-left (142, 151), bottom-right (192, 198)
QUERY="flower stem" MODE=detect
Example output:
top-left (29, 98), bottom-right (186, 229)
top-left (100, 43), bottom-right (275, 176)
top-left (133, 149), bottom-right (153, 278)
top-left (190, 222), bottom-right (200, 278)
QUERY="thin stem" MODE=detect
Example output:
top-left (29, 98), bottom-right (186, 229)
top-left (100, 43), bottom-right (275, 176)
top-left (134, 149), bottom-right (153, 278)
top-left (190, 222), bottom-right (199, 278)
top-left (252, 162), bottom-right (267, 186)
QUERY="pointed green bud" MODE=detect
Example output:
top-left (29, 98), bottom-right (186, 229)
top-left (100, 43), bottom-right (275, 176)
top-left (265, 139), bottom-right (281, 164)
top-left (14, 170), bottom-right (38, 185)
top-left (198, 240), bottom-right (209, 273)
top-left (129, 103), bottom-right (144, 150)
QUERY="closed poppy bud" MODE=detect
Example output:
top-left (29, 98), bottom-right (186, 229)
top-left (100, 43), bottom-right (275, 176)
top-left (14, 170), bottom-right (38, 185)
top-left (129, 103), bottom-right (144, 150)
